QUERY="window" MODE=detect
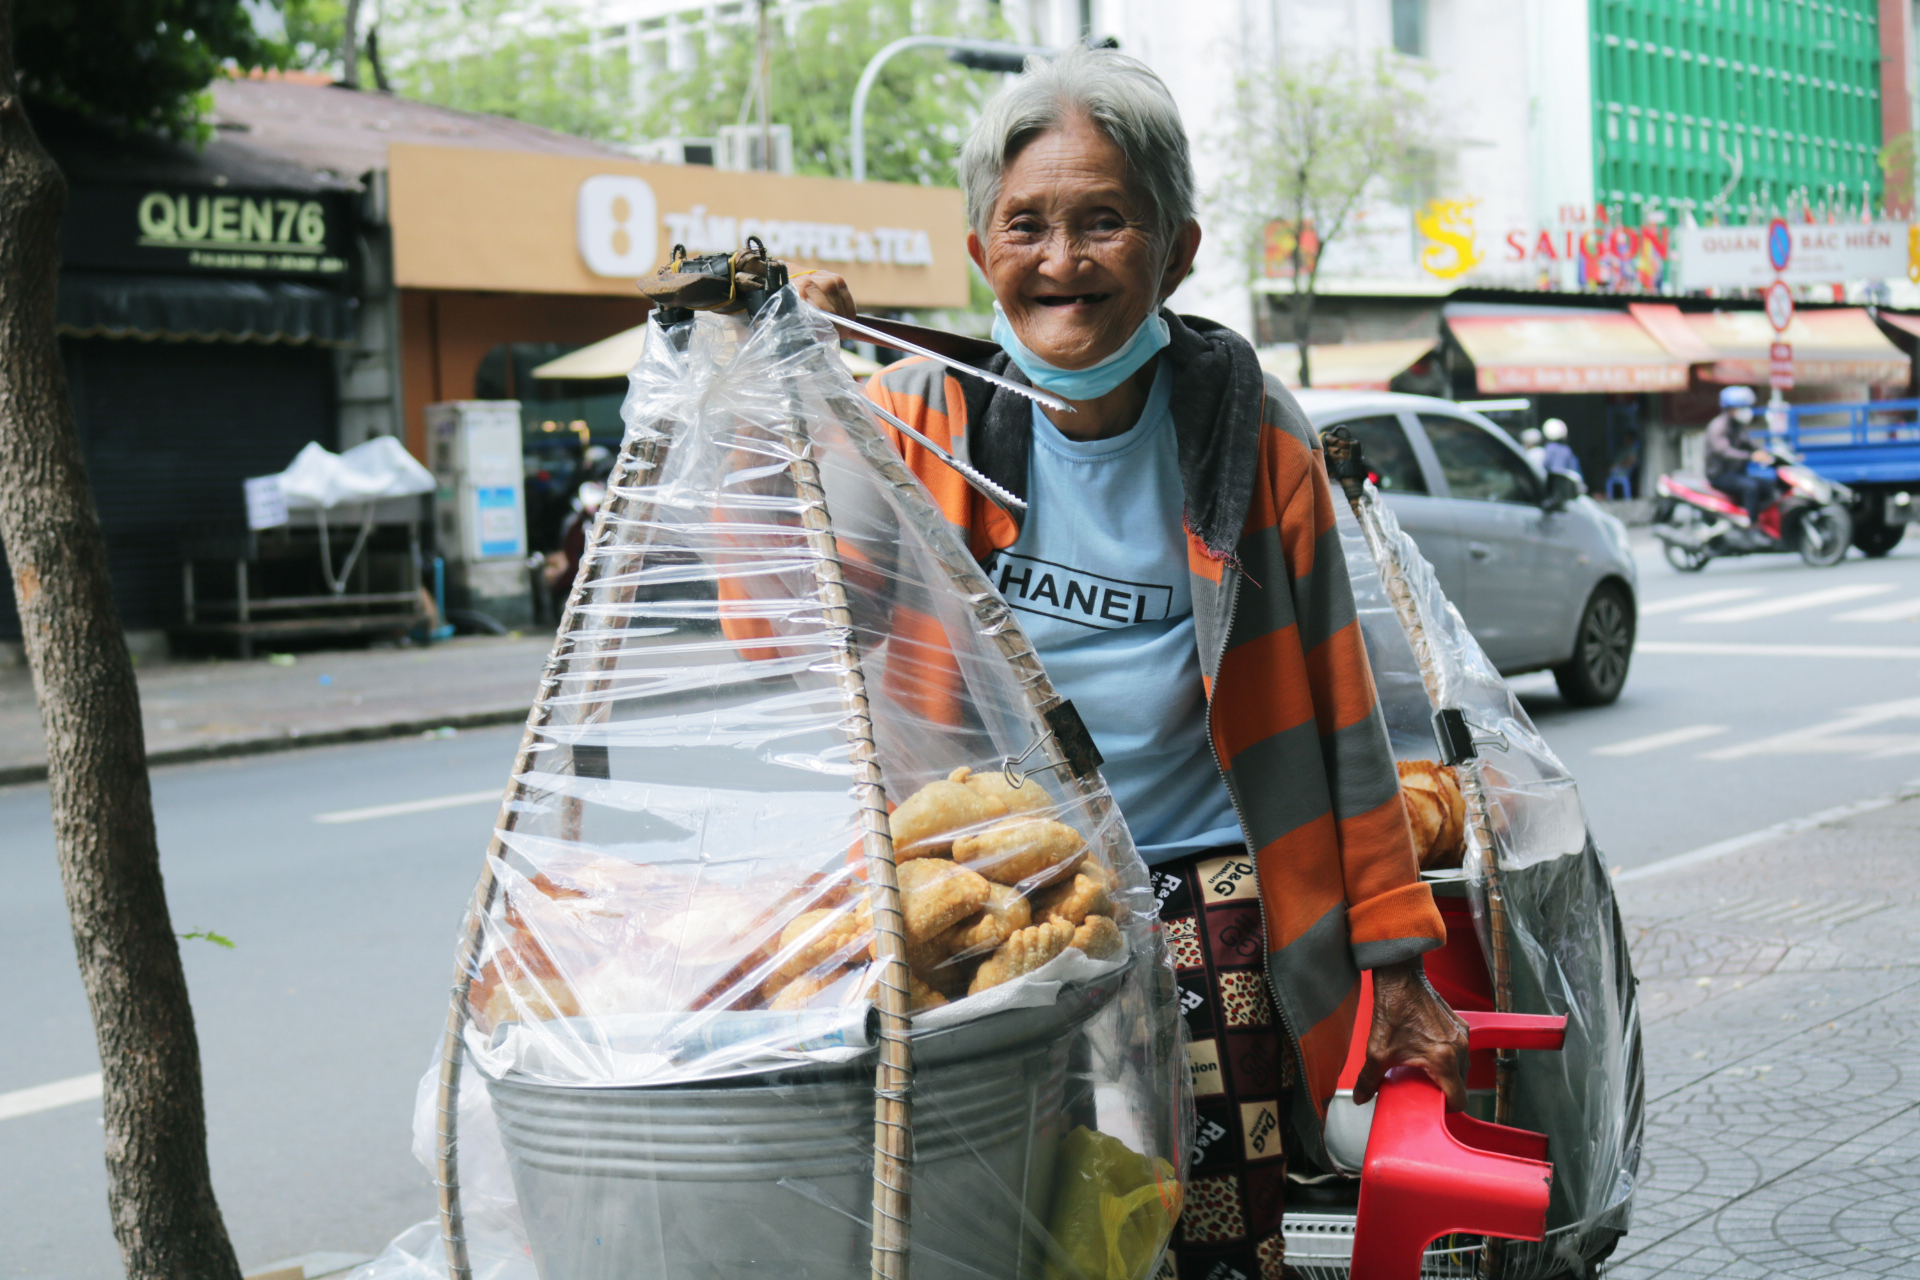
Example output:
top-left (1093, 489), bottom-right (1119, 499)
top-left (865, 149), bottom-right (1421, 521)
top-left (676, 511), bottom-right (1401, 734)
top-left (1419, 416), bottom-right (1540, 505)
top-left (1331, 415), bottom-right (1428, 495)
top-left (1391, 0), bottom-right (1427, 57)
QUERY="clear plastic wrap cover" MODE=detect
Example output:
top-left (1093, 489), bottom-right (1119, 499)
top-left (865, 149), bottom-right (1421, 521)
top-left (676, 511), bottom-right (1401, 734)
top-left (1334, 492), bottom-right (1644, 1277)
top-left (353, 291), bottom-right (1189, 1280)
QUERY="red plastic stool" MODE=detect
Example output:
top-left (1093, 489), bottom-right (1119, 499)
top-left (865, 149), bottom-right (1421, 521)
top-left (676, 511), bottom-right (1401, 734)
top-left (1348, 1011), bottom-right (1567, 1280)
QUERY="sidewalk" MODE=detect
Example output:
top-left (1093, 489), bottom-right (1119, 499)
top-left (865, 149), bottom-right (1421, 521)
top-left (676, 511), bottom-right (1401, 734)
top-left (1608, 787), bottom-right (1920, 1277)
top-left (0, 636), bottom-right (551, 783)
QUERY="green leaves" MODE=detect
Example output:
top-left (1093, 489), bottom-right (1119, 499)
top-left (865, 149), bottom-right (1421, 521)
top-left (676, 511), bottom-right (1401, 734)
top-left (178, 929), bottom-right (235, 949)
top-left (1208, 49), bottom-right (1436, 288)
top-left (18, 0), bottom-right (287, 139)
top-left (630, 0), bottom-right (1009, 184)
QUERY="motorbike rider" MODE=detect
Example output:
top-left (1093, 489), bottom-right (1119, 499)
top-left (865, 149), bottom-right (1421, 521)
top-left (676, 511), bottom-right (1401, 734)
top-left (1539, 419), bottom-right (1580, 475)
top-left (1705, 385), bottom-right (1776, 531)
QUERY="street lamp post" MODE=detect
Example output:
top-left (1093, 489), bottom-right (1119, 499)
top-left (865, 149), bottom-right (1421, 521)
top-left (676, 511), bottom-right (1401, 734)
top-left (849, 36), bottom-right (1057, 184)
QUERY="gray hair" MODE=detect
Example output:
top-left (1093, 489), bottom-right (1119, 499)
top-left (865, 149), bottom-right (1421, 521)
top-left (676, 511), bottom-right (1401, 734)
top-left (957, 44), bottom-right (1196, 255)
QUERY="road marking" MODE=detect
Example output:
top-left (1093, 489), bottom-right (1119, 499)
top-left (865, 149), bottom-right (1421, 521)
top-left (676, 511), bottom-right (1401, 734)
top-left (312, 789), bottom-right (499, 824)
top-left (1685, 583), bottom-right (1893, 623)
top-left (1639, 587), bottom-right (1763, 616)
top-left (1638, 640), bottom-right (1920, 659)
top-left (0, 1072), bottom-right (101, 1122)
top-left (1614, 783), bottom-right (1920, 884)
top-left (1702, 696), bottom-right (1920, 761)
top-left (1593, 724), bottom-right (1729, 757)
top-left (1835, 597), bottom-right (1920, 622)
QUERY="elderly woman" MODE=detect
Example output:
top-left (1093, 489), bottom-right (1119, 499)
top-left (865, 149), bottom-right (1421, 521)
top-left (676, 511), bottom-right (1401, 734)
top-left (800, 45), bottom-right (1466, 1276)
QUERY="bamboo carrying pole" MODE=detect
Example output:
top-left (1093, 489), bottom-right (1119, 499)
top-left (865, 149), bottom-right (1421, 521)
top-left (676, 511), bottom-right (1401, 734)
top-left (1320, 434), bottom-right (1518, 1280)
top-left (773, 415), bottom-right (914, 1280)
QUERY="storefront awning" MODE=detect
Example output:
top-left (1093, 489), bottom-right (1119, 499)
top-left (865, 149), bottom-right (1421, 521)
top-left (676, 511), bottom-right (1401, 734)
top-left (1257, 338), bottom-right (1436, 390)
top-left (1446, 309), bottom-right (1689, 393)
top-left (56, 273), bottom-right (357, 346)
top-left (1649, 306), bottom-right (1909, 386)
top-left (532, 324), bottom-right (884, 380)
top-left (1873, 311), bottom-right (1920, 343)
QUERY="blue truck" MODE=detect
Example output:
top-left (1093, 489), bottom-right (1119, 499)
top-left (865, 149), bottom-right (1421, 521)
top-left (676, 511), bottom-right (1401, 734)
top-left (1780, 398), bottom-right (1920, 557)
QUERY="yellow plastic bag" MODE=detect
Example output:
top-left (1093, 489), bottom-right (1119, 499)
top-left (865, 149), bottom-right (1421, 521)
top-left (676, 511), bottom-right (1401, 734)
top-left (1043, 1126), bottom-right (1183, 1280)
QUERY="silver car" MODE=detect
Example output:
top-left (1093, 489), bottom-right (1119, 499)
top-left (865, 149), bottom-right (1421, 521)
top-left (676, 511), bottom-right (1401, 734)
top-left (1293, 391), bottom-right (1639, 706)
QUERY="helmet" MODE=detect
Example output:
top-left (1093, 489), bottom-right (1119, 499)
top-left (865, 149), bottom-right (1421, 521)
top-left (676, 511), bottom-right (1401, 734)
top-left (1521, 428), bottom-right (1544, 446)
top-left (1720, 386), bottom-right (1757, 409)
top-left (1542, 418), bottom-right (1569, 441)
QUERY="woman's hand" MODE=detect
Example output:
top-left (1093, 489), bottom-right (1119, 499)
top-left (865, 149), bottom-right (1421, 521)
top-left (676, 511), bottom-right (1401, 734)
top-left (1351, 959), bottom-right (1470, 1112)
top-left (794, 271), bottom-right (857, 319)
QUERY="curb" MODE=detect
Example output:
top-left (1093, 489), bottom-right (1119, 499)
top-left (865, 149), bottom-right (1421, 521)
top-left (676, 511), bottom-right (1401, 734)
top-left (1613, 777), bottom-right (1920, 884)
top-left (0, 705), bottom-right (532, 788)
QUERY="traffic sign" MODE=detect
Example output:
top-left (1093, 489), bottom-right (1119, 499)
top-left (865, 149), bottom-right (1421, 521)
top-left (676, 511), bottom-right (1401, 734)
top-left (1764, 279), bottom-right (1795, 332)
top-left (1770, 341), bottom-right (1794, 390)
top-left (1767, 218), bottom-right (1792, 272)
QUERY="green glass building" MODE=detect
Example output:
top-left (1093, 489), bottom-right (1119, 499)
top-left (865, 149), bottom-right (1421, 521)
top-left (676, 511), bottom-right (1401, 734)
top-left (1591, 0), bottom-right (1896, 224)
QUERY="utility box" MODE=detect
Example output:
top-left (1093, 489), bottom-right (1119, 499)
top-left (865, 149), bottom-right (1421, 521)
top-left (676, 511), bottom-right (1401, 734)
top-left (428, 400), bottom-right (531, 628)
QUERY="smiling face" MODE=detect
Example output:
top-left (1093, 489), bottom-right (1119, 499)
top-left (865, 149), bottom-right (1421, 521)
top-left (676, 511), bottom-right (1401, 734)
top-left (968, 112), bottom-right (1199, 371)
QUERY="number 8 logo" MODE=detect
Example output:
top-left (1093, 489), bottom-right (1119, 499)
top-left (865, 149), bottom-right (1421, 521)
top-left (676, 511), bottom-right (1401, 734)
top-left (577, 175), bottom-right (658, 277)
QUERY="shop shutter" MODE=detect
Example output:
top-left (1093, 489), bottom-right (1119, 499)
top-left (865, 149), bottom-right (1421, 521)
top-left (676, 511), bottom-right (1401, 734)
top-left (0, 338), bottom-right (337, 639)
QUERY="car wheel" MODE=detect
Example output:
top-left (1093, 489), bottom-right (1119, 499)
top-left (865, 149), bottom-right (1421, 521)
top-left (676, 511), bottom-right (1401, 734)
top-left (1554, 583), bottom-right (1635, 707)
top-left (1852, 519), bottom-right (1905, 558)
top-left (1796, 504), bottom-right (1853, 567)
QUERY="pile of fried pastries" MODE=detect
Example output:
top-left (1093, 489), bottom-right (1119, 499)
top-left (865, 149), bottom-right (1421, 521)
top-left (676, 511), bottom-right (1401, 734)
top-left (471, 765), bottom-right (1125, 1033)
top-left (1398, 759), bottom-right (1466, 870)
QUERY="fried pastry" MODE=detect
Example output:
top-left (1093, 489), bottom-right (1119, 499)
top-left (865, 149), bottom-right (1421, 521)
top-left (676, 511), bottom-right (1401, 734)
top-left (1031, 863), bottom-right (1115, 927)
top-left (895, 858), bottom-right (993, 942)
top-left (481, 975), bottom-right (580, 1029)
top-left (950, 765), bottom-right (1052, 816)
top-left (968, 918), bottom-right (1076, 994)
top-left (768, 969), bottom-right (843, 1011)
top-left (943, 882), bottom-right (1034, 957)
top-left (889, 780), bottom-right (1009, 858)
top-left (1398, 759), bottom-right (1467, 870)
top-left (951, 817), bottom-right (1087, 886)
top-left (848, 964), bottom-right (951, 1012)
top-left (774, 908), bottom-right (871, 979)
top-left (1069, 914), bottom-right (1123, 960)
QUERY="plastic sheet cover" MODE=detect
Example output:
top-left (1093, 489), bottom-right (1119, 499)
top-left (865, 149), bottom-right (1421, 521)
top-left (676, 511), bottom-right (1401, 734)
top-left (349, 291), bottom-right (1190, 1280)
top-left (1336, 492), bottom-right (1644, 1279)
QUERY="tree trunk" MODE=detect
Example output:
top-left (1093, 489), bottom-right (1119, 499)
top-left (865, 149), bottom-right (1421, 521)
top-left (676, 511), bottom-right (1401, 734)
top-left (0, 15), bottom-right (243, 1280)
top-left (1291, 283), bottom-right (1314, 389)
top-left (341, 0), bottom-right (362, 89)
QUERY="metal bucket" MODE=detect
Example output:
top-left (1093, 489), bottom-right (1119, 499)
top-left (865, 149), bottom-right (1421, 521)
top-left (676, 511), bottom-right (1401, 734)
top-left (488, 1031), bottom-right (1077, 1280)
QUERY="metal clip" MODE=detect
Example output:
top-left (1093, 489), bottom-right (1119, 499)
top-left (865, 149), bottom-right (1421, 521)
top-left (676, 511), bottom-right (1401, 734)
top-left (1001, 730), bottom-right (1071, 789)
top-left (1432, 707), bottom-right (1509, 765)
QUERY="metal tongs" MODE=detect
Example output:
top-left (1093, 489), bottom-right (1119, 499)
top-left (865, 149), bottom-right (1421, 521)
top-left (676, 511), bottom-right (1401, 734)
top-left (823, 310), bottom-right (1073, 416)
top-left (816, 311), bottom-right (1053, 512)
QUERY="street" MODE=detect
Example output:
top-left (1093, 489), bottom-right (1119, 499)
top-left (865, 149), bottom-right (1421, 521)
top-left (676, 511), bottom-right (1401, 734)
top-left (3, 529), bottom-right (1920, 1277)
top-left (1518, 528), bottom-right (1920, 870)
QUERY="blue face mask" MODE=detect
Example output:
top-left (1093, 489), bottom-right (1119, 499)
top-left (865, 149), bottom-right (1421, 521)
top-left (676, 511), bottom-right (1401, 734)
top-left (990, 303), bottom-right (1170, 402)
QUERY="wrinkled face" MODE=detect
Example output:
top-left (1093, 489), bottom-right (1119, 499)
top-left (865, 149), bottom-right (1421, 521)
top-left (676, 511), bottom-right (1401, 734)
top-left (968, 112), bottom-right (1196, 371)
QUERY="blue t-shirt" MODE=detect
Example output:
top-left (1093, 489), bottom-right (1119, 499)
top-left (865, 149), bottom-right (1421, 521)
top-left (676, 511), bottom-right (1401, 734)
top-left (981, 363), bottom-right (1242, 863)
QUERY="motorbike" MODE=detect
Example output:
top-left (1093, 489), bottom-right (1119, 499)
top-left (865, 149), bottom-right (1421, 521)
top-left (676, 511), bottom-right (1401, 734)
top-left (1653, 445), bottom-right (1855, 571)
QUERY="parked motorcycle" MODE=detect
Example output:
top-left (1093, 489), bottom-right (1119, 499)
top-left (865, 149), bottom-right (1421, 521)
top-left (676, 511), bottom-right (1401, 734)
top-left (1653, 446), bottom-right (1855, 571)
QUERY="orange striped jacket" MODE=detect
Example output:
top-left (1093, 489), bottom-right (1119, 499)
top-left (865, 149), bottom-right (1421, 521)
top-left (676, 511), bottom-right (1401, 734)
top-left (864, 310), bottom-right (1445, 1159)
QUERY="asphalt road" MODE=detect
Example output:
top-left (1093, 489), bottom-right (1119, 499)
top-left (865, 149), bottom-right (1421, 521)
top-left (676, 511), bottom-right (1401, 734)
top-left (1516, 525), bottom-right (1920, 869)
top-left (4, 526), bottom-right (1920, 1275)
